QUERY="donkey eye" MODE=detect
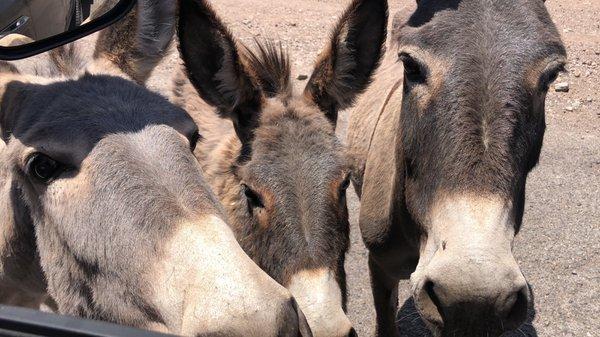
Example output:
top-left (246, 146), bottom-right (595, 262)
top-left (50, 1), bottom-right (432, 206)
top-left (241, 183), bottom-right (264, 211)
top-left (26, 153), bottom-right (64, 183)
top-left (399, 52), bottom-right (426, 84)
top-left (540, 63), bottom-right (565, 91)
top-left (340, 175), bottom-right (351, 195)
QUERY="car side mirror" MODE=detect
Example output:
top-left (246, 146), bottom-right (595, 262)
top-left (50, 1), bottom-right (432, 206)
top-left (0, 0), bottom-right (135, 60)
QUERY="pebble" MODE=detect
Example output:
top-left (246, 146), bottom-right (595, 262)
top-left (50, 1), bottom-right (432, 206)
top-left (555, 82), bottom-right (570, 92)
top-left (297, 74), bottom-right (308, 81)
top-left (573, 70), bottom-right (581, 77)
top-left (586, 97), bottom-right (593, 103)
top-left (565, 106), bottom-right (574, 112)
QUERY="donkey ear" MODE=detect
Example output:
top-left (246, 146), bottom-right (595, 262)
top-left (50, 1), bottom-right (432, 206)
top-left (178, 0), bottom-right (262, 160)
top-left (92, 0), bottom-right (176, 84)
top-left (0, 79), bottom-right (28, 143)
top-left (304, 0), bottom-right (388, 123)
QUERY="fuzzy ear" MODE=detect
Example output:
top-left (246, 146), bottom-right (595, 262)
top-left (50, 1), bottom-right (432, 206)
top-left (92, 0), bottom-right (176, 84)
top-left (178, 0), bottom-right (262, 161)
top-left (0, 79), bottom-right (28, 143)
top-left (304, 0), bottom-right (388, 123)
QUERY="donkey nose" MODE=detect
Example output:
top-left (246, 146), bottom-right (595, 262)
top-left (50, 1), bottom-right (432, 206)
top-left (188, 297), bottom-right (312, 337)
top-left (288, 297), bottom-right (314, 337)
top-left (495, 284), bottom-right (530, 330)
top-left (414, 275), bottom-right (530, 333)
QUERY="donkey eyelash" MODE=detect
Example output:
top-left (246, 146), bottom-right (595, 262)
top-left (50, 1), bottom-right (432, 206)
top-left (540, 62), bottom-right (566, 90)
top-left (241, 183), bottom-right (265, 209)
top-left (398, 52), bottom-right (428, 84)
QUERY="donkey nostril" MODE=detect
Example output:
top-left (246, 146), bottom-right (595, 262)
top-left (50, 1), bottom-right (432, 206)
top-left (501, 285), bottom-right (529, 330)
top-left (415, 279), bottom-right (444, 329)
top-left (347, 327), bottom-right (358, 337)
top-left (424, 280), bottom-right (443, 314)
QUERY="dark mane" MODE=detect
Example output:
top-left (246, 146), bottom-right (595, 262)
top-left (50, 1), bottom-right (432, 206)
top-left (242, 40), bottom-right (292, 98)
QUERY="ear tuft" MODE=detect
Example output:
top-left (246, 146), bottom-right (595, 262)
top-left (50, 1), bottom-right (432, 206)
top-left (242, 40), bottom-right (292, 99)
top-left (305, 0), bottom-right (388, 123)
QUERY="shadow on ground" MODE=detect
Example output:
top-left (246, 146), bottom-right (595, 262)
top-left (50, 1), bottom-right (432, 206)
top-left (395, 297), bottom-right (538, 337)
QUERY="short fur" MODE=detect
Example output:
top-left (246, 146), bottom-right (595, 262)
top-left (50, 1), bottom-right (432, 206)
top-left (176, 0), bottom-right (387, 335)
top-left (0, 1), bottom-right (311, 336)
top-left (346, 0), bottom-right (567, 336)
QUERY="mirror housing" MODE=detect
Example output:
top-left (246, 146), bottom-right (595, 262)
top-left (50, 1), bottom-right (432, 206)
top-left (0, 0), bottom-right (135, 60)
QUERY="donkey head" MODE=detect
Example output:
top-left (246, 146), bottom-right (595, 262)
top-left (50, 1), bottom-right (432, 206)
top-left (392, 0), bottom-right (566, 335)
top-left (178, 0), bottom-right (387, 336)
top-left (0, 2), bottom-right (310, 336)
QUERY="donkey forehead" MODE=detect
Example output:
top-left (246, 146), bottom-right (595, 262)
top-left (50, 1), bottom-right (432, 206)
top-left (397, 0), bottom-right (565, 62)
top-left (11, 75), bottom-right (197, 152)
top-left (247, 112), bottom-right (347, 183)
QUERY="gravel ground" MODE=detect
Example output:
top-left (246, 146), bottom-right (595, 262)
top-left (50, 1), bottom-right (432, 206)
top-left (10, 0), bottom-right (599, 336)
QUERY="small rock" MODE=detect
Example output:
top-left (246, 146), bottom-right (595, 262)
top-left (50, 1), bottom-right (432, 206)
top-left (585, 71), bottom-right (592, 77)
top-left (571, 270), bottom-right (577, 275)
top-left (573, 70), bottom-right (581, 77)
top-left (586, 97), bottom-right (593, 103)
top-left (297, 74), bottom-right (308, 81)
top-left (595, 50), bottom-right (600, 55)
top-left (554, 82), bottom-right (570, 92)
top-left (565, 106), bottom-right (574, 112)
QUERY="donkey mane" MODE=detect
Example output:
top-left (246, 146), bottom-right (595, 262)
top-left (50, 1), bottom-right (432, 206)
top-left (242, 40), bottom-right (292, 99)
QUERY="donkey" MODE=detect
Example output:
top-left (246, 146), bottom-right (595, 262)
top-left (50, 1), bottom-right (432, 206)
top-left (347, 0), bottom-right (567, 336)
top-left (0, 2), bottom-right (312, 336)
top-left (175, 0), bottom-right (388, 336)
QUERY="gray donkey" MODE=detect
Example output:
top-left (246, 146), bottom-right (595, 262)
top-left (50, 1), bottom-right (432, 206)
top-left (347, 0), bottom-right (567, 336)
top-left (0, 1), bottom-right (311, 336)
top-left (174, 0), bottom-right (387, 336)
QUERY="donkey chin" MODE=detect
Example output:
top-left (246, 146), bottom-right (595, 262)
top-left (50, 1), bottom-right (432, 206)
top-left (410, 193), bottom-right (531, 337)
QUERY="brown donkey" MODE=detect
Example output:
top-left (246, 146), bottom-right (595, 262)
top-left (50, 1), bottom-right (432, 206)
top-left (175, 0), bottom-right (387, 336)
top-left (0, 1), bottom-right (312, 336)
top-left (347, 0), bottom-right (567, 336)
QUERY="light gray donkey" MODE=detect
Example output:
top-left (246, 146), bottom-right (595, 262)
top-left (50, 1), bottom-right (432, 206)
top-left (0, 1), bottom-right (311, 336)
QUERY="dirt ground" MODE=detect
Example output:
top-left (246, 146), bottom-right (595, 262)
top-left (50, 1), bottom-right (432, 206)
top-left (10, 0), bottom-right (599, 336)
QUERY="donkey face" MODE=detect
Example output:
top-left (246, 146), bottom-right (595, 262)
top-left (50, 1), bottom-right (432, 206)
top-left (0, 3), bottom-right (310, 336)
top-left (394, 0), bottom-right (566, 335)
top-left (178, 0), bottom-right (387, 336)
